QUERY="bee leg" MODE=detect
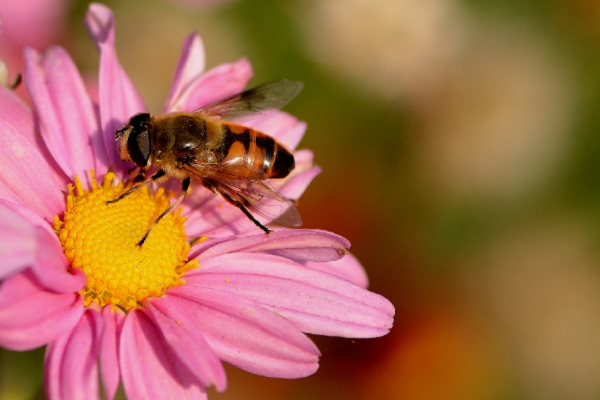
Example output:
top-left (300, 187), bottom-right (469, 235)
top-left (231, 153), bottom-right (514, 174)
top-left (218, 191), bottom-right (271, 235)
top-left (238, 203), bottom-right (271, 235)
top-left (125, 166), bottom-right (145, 181)
top-left (201, 180), bottom-right (271, 235)
top-left (137, 177), bottom-right (191, 246)
top-left (132, 168), bottom-right (148, 184)
top-left (106, 169), bottom-right (166, 205)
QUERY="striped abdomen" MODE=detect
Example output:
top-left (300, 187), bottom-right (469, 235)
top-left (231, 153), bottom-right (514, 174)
top-left (216, 122), bottom-right (295, 179)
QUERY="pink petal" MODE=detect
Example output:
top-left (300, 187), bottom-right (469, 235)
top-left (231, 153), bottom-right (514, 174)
top-left (24, 46), bottom-right (105, 182)
top-left (45, 310), bottom-right (102, 400)
top-left (85, 3), bottom-right (145, 177)
top-left (0, 118), bottom-right (64, 221)
top-left (0, 271), bottom-right (84, 350)
top-left (290, 148), bottom-right (313, 167)
top-left (185, 253), bottom-right (394, 338)
top-left (100, 306), bottom-right (122, 400)
top-left (304, 253), bottom-right (369, 289)
top-left (120, 310), bottom-right (207, 400)
top-left (144, 300), bottom-right (227, 391)
top-left (0, 199), bottom-right (86, 293)
top-left (165, 286), bottom-right (320, 378)
top-left (192, 229), bottom-right (350, 264)
top-left (0, 85), bottom-right (69, 187)
top-left (0, 201), bottom-right (37, 279)
top-left (45, 325), bottom-right (69, 400)
top-left (167, 57), bottom-right (253, 113)
top-left (276, 166), bottom-right (321, 202)
top-left (84, 3), bottom-right (113, 43)
top-left (0, 196), bottom-right (56, 235)
top-left (0, 85), bottom-right (36, 145)
top-left (33, 226), bottom-right (87, 293)
top-left (163, 33), bottom-right (206, 112)
top-left (245, 112), bottom-right (307, 151)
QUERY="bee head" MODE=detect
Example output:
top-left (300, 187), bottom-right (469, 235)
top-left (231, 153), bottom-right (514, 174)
top-left (116, 112), bottom-right (152, 167)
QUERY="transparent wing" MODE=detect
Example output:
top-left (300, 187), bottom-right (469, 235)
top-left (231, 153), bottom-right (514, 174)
top-left (194, 80), bottom-right (303, 122)
top-left (184, 163), bottom-right (302, 227)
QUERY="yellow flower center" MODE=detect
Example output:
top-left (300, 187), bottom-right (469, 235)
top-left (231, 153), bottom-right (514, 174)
top-left (53, 171), bottom-right (198, 310)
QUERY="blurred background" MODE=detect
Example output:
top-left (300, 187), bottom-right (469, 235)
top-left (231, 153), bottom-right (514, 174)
top-left (2, 0), bottom-right (600, 399)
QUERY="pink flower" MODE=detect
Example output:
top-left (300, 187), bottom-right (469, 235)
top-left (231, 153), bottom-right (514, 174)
top-left (0, 3), bottom-right (394, 400)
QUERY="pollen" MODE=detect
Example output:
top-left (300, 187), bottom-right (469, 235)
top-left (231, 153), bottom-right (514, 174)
top-left (53, 171), bottom-right (198, 310)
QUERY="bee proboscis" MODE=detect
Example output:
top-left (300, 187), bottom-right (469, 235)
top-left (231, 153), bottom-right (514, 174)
top-left (109, 80), bottom-right (304, 245)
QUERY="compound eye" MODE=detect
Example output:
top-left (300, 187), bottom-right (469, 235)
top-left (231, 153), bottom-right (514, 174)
top-left (127, 126), bottom-right (151, 167)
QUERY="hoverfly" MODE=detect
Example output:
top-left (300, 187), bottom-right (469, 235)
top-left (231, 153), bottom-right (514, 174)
top-left (108, 80), bottom-right (304, 245)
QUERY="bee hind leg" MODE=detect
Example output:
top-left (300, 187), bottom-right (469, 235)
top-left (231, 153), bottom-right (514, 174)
top-left (219, 192), bottom-right (271, 235)
top-left (201, 180), bottom-right (272, 235)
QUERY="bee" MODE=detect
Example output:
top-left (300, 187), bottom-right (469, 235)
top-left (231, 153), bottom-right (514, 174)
top-left (108, 80), bottom-right (304, 245)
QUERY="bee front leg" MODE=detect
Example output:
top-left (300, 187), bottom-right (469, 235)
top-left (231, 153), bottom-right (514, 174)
top-left (130, 167), bottom-right (147, 183)
top-left (106, 169), bottom-right (166, 205)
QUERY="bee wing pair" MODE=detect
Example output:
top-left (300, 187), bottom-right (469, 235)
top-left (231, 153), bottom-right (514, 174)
top-left (190, 80), bottom-right (304, 228)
